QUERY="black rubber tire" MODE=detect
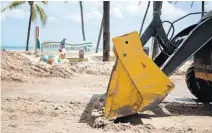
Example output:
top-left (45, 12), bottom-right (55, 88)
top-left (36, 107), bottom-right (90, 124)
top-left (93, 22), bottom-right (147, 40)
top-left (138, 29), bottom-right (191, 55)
top-left (185, 63), bottom-right (212, 102)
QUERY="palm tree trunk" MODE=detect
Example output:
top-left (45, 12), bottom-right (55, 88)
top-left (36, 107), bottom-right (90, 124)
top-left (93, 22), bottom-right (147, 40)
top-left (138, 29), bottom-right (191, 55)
top-left (95, 16), bottom-right (103, 53)
top-left (139, 1), bottom-right (150, 36)
top-left (79, 1), bottom-right (86, 41)
top-left (26, 4), bottom-right (33, 51)
top-left (103, 1), bottom-right (110, 62)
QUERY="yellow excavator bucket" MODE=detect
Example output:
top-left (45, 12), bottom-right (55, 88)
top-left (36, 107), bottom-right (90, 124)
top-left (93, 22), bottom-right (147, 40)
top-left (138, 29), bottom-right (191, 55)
top-left (104, 31), bottom-right (175, 120)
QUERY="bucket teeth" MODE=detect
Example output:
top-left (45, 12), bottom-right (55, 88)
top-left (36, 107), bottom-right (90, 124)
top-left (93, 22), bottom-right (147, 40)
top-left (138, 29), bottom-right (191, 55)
top-left (104, 31), bottom-right (175, 120)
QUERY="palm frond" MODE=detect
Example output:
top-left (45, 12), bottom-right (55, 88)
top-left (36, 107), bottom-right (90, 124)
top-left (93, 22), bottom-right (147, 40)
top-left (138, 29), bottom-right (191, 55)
top-left (185, 1), bottom-right (195, 8)
top-left (168, 1), bottom-right (178, 5)
top-left (41, 1), bottom-right (48, 4)
top-left (1, 1), bottom-right (25, 12)
top-left (31, 5), bottom-right (37, 22)
top-left (171, 1), bottom-right (195, 8)
top-left (35, 4), bottom-right (47, 26)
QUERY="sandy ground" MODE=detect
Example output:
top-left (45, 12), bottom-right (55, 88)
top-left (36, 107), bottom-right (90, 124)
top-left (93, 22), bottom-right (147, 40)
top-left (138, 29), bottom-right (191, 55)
top-left (1, 51), bottom-right (211, 133)
top-left (1, 74), bottom-right (212, 133)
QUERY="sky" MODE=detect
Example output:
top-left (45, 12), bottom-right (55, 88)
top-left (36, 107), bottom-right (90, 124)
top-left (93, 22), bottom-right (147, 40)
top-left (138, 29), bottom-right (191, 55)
top-left (1, 1), bottom-right (212, 50)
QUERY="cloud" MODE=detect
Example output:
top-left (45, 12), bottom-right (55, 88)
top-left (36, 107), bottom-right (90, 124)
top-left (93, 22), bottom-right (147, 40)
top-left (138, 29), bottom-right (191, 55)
top-left (161, 1), bottom-right (188, 21)
top-left (66, 10), bottom-right (102, 23)
top-left (1, 13), bottom-right (6, 21)
top-left (48, 16), bottom-right (60, 23)
top-left (125, 5), bottom-right (139, 14)
top-left (124, 1), bottom-right (147, 15)
top-left (112, 7), bottom-right (124, 19)
top-left (66, 14), bottom-right (81, 23)
top-left (1, 8), bottom-right (29, 20)
top-left (90, 10), bottom-right (102, 19)
top-left (113, 1), bottom-right (187, 21)
top-left (85, 10), bottom-right (101, 20)
top-left (109, 1), bottom-right (188, 37)
top-left (205, 1), bottom-right (212, 12)
top-left (91, 1), bottom-right (102, 9)
top-left (1, 1), bottom-right (10, 7)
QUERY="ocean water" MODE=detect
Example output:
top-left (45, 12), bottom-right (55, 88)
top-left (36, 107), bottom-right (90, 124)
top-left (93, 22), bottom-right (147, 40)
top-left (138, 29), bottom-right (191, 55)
top-left (1, 45), bottom-right (103, 52)
top-left (1, 45), bottom-right (34, 51)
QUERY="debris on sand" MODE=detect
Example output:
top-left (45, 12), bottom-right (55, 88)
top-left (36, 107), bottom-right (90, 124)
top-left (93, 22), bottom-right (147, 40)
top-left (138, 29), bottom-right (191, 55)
top-left (1, 51), bottom-right (74, 82)
top-left (69, 62), bottom-right (113, 76)
top-left (87, 95), bottom-right (155, 132)
top-left (1, 97), bottom-right (84, 118)
top-left (1, 51), bottom-right (191, 83)
top-left (1, 51), bottom-right (114, 82)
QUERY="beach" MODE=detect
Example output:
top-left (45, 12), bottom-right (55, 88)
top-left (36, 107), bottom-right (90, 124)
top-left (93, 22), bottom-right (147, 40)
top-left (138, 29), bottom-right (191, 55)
top-left (2, 0), bottom-right (212, 132)
top-left (1, 51), bottom-right (212, 133)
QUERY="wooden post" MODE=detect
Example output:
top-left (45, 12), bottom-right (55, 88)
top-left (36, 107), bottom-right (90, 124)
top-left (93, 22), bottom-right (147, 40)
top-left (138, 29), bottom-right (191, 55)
top-left (103, 1), bottom-right (110, 62)
top-left (79, 49), bottom-right (84, 59)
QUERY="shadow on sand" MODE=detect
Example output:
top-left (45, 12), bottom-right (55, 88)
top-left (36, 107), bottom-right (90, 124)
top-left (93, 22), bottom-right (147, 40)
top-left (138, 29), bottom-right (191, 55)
top-left (79, 94), bottom-right (104, 126)
top-left (79, 94), bottom-right (212, 127)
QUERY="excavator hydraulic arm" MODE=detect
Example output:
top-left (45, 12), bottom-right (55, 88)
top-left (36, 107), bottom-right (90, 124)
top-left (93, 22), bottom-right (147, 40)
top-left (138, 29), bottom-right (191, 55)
top-left (104, 32), bottom-right (175, 120)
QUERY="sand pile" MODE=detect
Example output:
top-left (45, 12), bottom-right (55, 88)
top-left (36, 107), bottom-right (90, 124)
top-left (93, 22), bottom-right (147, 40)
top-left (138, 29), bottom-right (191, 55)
top-left (1, 51), bottom-right (114, 82)
top-left (1, 51), bottom-right (190, 82)
top-left (69, 62), bottom-right (113, 75)
top-left (1, 51), bottom-right (74, 82)
top-left (86, 96), bottom-right (209, 133)
top-left (80, 95), bottom-right (155, 132)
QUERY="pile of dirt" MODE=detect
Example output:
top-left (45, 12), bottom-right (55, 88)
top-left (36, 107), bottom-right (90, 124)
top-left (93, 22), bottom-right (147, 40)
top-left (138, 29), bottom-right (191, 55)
top-left (87, 96), bottom-right (212, 133)
top-left (81, 95), bottom-right (155, 132)
top-left (69, 62), bottom-right (113, 75)
top-left (1, 51), bottom-right (190, 83)
top-left (1, 51), bottom-right (74, 82)
top-left (1, 97), bottom-right (85, 118)
top-left (1, 51), bottom-right (114, 82)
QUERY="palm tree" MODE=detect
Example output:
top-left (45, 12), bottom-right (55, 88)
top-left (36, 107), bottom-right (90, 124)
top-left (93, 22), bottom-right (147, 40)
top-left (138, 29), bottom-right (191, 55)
top-left (95, 16), bottom-right (103, 53)
top-left (1, 1), bottom-right (48, 51)
top-left (79, 1), bottom-right (86, 41)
